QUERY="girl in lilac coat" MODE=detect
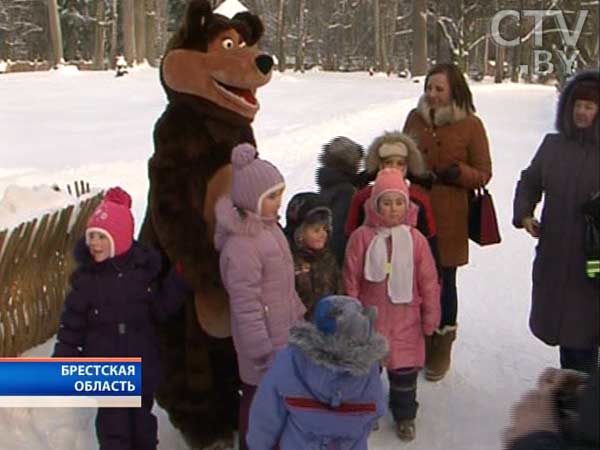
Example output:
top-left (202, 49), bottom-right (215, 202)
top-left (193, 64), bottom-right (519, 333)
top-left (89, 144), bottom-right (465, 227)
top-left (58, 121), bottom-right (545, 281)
top-left (344, 168), bottom-right (440, 441)
top-left (215, 143), bottom-right (306, 450)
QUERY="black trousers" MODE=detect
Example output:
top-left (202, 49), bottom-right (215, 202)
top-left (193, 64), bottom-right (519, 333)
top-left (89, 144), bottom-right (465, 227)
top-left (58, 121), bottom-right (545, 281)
top-left (96, 394), bottom-right (156, 450)
top-left (388, 368), bottom-right (419, 421)
top-left (559, 347), bottom-right (599, 375)
top-left (440, 267), bottom-right (458, 327)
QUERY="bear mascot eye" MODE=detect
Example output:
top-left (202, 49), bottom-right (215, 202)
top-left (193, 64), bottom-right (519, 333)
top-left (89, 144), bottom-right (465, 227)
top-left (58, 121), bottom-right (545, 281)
top-left (222, 38), bottom-right (235, 49)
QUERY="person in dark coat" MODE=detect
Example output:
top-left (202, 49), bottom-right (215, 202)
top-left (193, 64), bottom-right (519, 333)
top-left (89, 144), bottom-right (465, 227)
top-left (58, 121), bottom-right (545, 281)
top-left (513, 70), bottom-right (600, 374)
top-left (502, 367), bottom-right (599, 450)
top-left (284, 192), bottom-right (343, 319)
top-left (316, 136), bottom-right (364, 267)
top-left (53, 188), bottom-right (189, 450)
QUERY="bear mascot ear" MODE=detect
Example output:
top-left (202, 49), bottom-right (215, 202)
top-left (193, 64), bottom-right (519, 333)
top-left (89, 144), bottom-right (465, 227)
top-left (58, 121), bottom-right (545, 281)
top-left (231, 11), bottom-right (264, 46)
top-left (168, 0), bottom-right (213, 51)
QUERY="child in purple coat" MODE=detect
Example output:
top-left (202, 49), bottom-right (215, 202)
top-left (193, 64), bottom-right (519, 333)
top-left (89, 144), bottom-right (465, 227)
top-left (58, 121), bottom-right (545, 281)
top-left (247, 295), bottom-right (388, 450)
top-left (214, 143), bottom-right (306, 450)
top-left (53, 187), bottom-right (189, 450)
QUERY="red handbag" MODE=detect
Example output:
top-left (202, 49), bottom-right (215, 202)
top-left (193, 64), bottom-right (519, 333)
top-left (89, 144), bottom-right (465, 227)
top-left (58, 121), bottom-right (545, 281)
top-left (468, 187), bottom-right (501, 246)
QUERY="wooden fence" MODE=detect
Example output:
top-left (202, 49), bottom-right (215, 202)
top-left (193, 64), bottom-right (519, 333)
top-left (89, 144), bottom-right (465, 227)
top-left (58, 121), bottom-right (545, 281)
top-left (0, 182), bottom-right (103, 356)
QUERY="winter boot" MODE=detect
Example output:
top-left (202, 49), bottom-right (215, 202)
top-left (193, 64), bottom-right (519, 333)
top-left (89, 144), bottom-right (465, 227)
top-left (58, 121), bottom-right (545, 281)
top-left (396, 419), bottom-right (416, 441)
top-left (388, 368), bottom-right (418, 441)
top-left (425, 325), bottom-right (457, 381)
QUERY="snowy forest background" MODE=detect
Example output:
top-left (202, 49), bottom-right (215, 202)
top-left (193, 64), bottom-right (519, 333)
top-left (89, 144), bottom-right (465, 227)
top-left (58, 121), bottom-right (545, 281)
top-left (0, 0), bottom-right (598, 82)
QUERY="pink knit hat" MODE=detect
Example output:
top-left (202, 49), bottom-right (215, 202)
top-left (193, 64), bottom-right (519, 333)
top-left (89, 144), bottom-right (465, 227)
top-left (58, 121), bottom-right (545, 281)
top-left (231, 143), bottom-right (285, 215)
top-left (371, 168), bottom-right (409, 210)
top-left (86, 187), bottom-right (134, 257)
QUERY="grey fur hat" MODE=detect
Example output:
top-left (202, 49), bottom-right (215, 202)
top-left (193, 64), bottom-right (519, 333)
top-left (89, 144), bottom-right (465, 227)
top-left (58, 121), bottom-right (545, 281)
top-left (365, 131), bottom-right (426, 177)
top-left (319, 136), bottom-right (364, 174)
top-left (289, 295), bottom-right (388, 375)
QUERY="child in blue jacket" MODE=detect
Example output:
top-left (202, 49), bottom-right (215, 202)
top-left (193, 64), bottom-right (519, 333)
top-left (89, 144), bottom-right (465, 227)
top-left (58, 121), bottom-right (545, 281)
top-left (247, 295), bottom-right (388, 450)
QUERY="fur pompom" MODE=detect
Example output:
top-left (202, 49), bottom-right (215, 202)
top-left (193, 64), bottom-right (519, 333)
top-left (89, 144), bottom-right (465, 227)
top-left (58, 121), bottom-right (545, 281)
top-left (104, 187), bottom-right (132, 209)
top-left (231, 143), bottom-right (257, 169)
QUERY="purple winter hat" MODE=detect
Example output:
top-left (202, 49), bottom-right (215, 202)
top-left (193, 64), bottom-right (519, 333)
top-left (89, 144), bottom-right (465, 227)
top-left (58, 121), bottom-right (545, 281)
top-left (231, 143), bottom-right (285, 214)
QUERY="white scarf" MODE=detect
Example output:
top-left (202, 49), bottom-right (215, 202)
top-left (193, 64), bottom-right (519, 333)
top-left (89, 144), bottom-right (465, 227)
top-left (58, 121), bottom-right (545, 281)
top-left (364, 225), bottom-right (413, 304)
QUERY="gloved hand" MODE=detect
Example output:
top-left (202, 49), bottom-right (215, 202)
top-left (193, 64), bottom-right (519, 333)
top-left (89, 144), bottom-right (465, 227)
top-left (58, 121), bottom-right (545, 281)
top-left (409, 171), bottom-right (436, 190)
top-left (253, 353), bottom-right (274, 376)
top-left (501, 367), bottom-right (588, 449)
top-left (522, 217), bottom-right (541, 238)
top-left (435, 163), bottom-right (461, 185)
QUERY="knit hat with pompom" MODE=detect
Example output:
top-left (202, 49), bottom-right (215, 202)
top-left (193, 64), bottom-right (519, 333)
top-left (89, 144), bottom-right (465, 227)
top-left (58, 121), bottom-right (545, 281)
top-left (86, 187), bottom-right (134, 257)
top-left (231, 143), bottom-right (285, 215)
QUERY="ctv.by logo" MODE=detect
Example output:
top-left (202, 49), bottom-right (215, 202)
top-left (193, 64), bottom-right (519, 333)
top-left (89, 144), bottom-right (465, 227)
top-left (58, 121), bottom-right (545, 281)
top-left (491, 9), bottom-right (589, 76)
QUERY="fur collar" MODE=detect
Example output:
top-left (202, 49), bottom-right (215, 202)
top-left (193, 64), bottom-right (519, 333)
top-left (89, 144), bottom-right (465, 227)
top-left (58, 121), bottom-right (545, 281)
top-left (214, 195), bottom-right (276, 250)
top-left (289, 321), bottom-right (388, 376)
top-left (416, 95), bottom-right (468, 127)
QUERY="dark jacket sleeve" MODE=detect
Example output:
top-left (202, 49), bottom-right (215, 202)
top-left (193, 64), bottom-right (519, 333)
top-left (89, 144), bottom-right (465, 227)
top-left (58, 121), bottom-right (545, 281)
top-left (329, 185), bottom-right (355, 267)
top-left (509, 431), bottom-right (563, 450)
top-left (513, 135), bottom-right (549, 228)
top-left (149, 266), bottom-right (191, 323)
top-left (53, 277), bottom-right (89, 357)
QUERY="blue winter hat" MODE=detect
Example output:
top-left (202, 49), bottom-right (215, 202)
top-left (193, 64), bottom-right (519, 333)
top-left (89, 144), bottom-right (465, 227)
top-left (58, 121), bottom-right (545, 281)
top-left (313, 295), bottom-right (375, 342)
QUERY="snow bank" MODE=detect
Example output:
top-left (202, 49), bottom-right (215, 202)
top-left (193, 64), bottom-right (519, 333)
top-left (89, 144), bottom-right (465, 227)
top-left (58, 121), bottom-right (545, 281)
top-left (0, 185), bottom-right (79, 232)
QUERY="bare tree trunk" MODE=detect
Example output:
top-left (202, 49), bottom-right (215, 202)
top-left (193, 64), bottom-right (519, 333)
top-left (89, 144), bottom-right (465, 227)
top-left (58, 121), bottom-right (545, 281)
top-left (411, 0), bottom-right (427, 75)
top-left (510, 0), bottom-right (524, 82)
top-left (379, 0), bottom-right (389, 72)
top-left (134, 0), bottom-right (146, 64)
top-left (47, 0), bottom-right (63, 66)
top-left (145, 0), bottom-right (157, 67)
top-left (495, 44), bottom-right (504, 83)
top-left (374, 0), bottom-right (381, 70)
top-left (386, 0), bottom-right (398, 73)
top-left (93, 0), bottom-right (106, 69)
top-left (295, 0), bottom-right (305, 72)
top-left (276, 0), bottom-right (285, 72)
top-left (483, 32), bottom-right (490, 76)
top-left (123, 0), bottom-right (136, 65)
top-left (110, 0), bottom-right (118, 68)
top-left (158, 0), bottom-right (168, 57)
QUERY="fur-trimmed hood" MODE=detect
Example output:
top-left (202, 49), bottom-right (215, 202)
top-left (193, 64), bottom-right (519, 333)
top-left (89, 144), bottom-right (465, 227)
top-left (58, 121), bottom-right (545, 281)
top-left (556, 70), bottom-right (600, 145)
top-left (318, 136), bottom-right (364, 175)
top-left (214, 195), bottom-right (276, 251)
top-left (365, 131), bottom-right (427, 177)
top-left (416, 94), bottom-right (469, 128)
top-left (363, 186), bottom-right (416, 228)
top-left (289, 321), bottom-right (388, 377)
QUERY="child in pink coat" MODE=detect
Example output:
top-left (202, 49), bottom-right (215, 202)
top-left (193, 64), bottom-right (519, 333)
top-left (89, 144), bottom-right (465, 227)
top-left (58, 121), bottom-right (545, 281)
top-left (344, 168), bottom-right (440, 442)
top-left (215, 143), bottom-right (306, 450)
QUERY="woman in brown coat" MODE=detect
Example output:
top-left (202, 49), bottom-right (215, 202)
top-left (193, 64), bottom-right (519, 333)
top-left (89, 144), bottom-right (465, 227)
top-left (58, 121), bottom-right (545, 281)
top-left (403, 63), bottom-right (492, 381)
top-left (513, 70), bottom-right (599, 374)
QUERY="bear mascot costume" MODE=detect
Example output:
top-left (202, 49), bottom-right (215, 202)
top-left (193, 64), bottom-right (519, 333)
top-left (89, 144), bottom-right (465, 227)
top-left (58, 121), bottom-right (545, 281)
top-left (138, 0), bottom-right (273, 448)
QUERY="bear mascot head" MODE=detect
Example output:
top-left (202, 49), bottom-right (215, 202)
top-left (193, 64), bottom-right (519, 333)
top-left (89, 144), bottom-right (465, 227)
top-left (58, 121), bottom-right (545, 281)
top-left (138, 1), bottom-right (273, 447)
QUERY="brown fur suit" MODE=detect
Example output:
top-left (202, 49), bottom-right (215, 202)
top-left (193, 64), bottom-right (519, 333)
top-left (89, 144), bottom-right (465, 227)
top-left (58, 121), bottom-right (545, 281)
top-left (138, 1), bottom-right (273, 447)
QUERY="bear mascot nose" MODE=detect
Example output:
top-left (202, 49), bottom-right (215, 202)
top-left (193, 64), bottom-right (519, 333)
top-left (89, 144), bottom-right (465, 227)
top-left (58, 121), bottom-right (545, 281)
top-left (255, 54), bottom-right (274, 75)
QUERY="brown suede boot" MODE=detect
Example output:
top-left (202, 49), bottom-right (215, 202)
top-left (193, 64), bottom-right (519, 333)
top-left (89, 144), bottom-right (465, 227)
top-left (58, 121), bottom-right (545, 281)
top-left (424, 325), bottom-right (457, 381)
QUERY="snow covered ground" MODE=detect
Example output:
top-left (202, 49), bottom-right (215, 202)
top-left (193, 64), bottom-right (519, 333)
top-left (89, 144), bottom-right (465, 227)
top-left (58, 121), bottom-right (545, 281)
top-left (0, 67), bottom-right (560, 450)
